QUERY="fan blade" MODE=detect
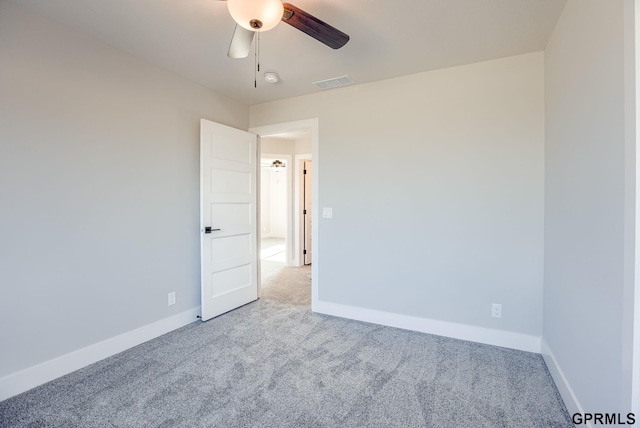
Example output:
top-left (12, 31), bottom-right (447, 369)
top-left (281, 3), bottom-right (349, 49)
top-left (227, 24), bottom-right (255, 58)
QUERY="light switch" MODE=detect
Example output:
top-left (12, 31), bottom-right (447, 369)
top-left (322, 207), bottom-right (333, 219)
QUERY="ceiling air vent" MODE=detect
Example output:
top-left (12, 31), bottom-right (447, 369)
top-left (312, 75), bottom-right (353, 90)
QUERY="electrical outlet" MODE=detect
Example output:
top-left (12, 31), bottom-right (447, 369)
top-left (491, 303), bottom-right (502, 318)
top-left (322, 207), bottom-right (333, 219)
top-left (168, 292), bottom-right (176, 306)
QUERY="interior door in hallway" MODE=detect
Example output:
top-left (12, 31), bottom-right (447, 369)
top-left (200, 119), bottom-right (258, 321)
top-left (303, 160), bottom-right (312, 265)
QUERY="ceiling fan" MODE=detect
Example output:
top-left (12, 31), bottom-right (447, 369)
top-left (217, 0), bottom-right (350, 58)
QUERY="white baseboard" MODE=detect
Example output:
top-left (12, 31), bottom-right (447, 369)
top-left (0, 306), bottom-right (201, 402)
top-left (541, 338), bottom-right (586, 426)
top-left (314, 300), bottom-right (541, 353)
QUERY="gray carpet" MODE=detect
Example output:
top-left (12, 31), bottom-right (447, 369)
top-left (0, 266), bottom-right (573, 427)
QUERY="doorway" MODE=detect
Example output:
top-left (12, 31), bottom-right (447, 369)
top-left (260, 153), bottom-right (291, 280)
top-left (252, 119), bottom-right (318, 307)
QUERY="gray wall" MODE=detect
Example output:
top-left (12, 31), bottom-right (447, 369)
top-left (251, 52), bottom-right (545, 337)
top-left (0, 2), bottom-right (248, 378)
top-left (543, 0), bottom-right (636, 414)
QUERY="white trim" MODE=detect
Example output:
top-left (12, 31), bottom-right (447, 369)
top-left (250, 119), bottom-right (317, 138)
top-left (541, 338), bottom-right (587, 427)
top-left (630, 0), bottom-right (640, 414)
top-left (315, 300), bottom-right (541, 353)
top-left (0, 307), bottom-right (200, 402)
top-left (623, 0), bottom-right (640, 415)
top-left (256, 135), bottom-right (262, 299)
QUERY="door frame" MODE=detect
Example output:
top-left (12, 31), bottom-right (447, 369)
top-left (250, 119), bottom-right (320, 311)
top-left (294, 154), bottom-right (311, 267)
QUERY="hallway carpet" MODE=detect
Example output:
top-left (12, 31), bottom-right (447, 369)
top-left (0, 266), bottom-right (572, 427)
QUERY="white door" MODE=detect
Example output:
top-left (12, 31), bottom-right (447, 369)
top-left (303, 160), bottom-right (312, 265)
top-left (200, 119), bottom-right (258, 321)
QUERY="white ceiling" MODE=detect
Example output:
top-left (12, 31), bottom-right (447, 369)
top-left (10, 0), bottom-right (566, 106)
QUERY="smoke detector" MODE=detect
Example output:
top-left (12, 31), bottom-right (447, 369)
top-left (264, 72), bottom-right (280, 84)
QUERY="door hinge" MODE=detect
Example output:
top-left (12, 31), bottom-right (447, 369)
top-left (303, 250), bottom-right (307, 254)
top-left (303, 209), bottom-right (307, 215)
top-left (303, 169), bottom-right (307, 174)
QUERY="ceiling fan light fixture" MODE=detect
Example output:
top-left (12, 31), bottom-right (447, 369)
top-left (227, 0), bottom-right (284, 32)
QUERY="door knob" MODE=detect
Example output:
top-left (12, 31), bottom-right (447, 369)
top-left (204, 227), bottom-right (221, 234)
